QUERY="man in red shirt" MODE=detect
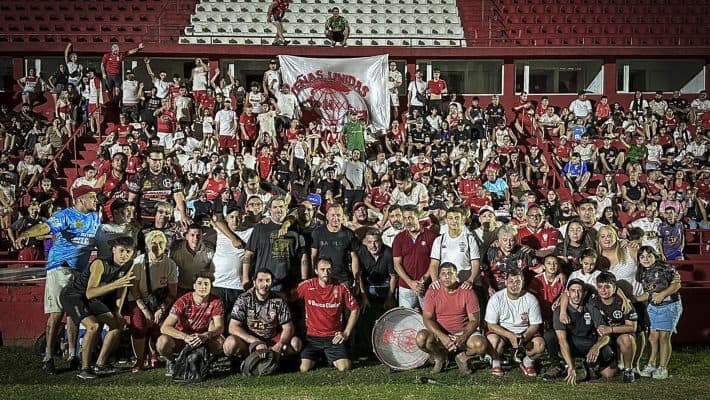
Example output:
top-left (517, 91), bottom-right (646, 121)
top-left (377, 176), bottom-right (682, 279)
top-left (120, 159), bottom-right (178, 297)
top-left (426, 69), bottom-right (447, 114)
top-left (457, 167), bottom-right (482, 202)
top-left (392, 204), bottom-right (438, 310)
top-left (157, 272), bottom-right (225, 376)
top-left (101, 42), bottom-right (143, 103)
top-left (296, 258), bottom-right (360, 372)
top-left (512, 91), bottom-right (534, 136)
top-left (464, 185), bottom-right (493, 214)
top-left (517, 204), bottom-right (560, 259)
top-left (416, 262), bottom-right (487, 374)
top-left (552, 136), bottom-right (572, 171)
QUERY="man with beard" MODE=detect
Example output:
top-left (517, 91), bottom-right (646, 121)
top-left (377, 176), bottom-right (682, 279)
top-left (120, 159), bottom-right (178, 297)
top-left (128, 147), bottom-right (190, 229)
top-left (244, 196), bottom-right (307, 292)
top-left (485, 270), bottom-right (545, 377)
top-left (272, 148), bottom-right (292, 191)
top-left (170, 224), bottom-right (215, 294)
top-left (428, 206), bottom-right (481, 292)
top-left (482, 224), bottom-right (536, 294)
top-left (380, 205), bottom-right (404, 248)
top-left (417, 262), bottom-right (487, 374)
top-left (15, 185), bottom-right (101, 374)
top-left (517, 205), bottom-right (560, 258)
top-left (311, 204), bottom-right (361, 291)
top-left (392, 205), bottom-right (437, 310)
top-left (223, 269), bottom-right (302, 363)
top-left (558, 198), bottom-right (603, 240)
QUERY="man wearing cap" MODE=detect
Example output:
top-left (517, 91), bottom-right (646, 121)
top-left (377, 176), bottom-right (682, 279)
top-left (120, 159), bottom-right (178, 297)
top-left (542, 278), bottom-right (615, 383)
top-left (244, 195), bottom-right (307, 292)
top-left (263, 59), bottom-right (282, 96)
top-left (215, 98), bottom-right (239, 155)
top-left (15, 185), bottom-right (101, 374)
top-left (121, 69), bottom-right (143, 123)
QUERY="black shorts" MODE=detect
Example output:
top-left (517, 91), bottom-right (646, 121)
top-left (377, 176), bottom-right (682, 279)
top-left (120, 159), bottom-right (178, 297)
top-left (331, 31), bottom-right (345, 43)
top-left (301, 336), bottom-right (349, 364)
top-left (60, 292), bottom-right (112, 323)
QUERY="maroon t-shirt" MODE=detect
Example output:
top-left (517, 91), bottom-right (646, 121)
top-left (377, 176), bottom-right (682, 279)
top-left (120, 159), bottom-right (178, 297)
top-left (170, 293), bottom-right (224, 335)
top-left (392, 228), bottom-right (438, 289)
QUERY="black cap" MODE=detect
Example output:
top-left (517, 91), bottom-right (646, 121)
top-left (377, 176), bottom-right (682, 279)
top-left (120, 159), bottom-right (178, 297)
top-left (566, 278), bottom-right (587, 289)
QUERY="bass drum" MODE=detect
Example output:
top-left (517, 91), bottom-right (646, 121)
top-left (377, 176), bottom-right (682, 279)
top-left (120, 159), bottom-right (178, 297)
top-left (371, 307), bottom-right (428, 370)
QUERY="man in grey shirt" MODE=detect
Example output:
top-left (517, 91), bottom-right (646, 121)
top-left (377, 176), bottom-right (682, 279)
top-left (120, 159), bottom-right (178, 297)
top-left (342, 149), bottom-right (367, 215)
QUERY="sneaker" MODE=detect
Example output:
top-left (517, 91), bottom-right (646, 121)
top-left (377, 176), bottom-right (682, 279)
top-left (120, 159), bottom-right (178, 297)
top-left (165, 360), bottom-right (174, 377)
top-left (639, 364), bottom-right (657, 378)
top-left (490, 366), bottom-right (505, 376)
top-left (42, 359), bottom-right (56, 375)
top-left (542, 365), bottom-right (566, 381)
top-left (430, 356), bottom-right (448, 374)
top-left (652, 367), bottom-right (668, 380)
top-left (77, 368), bottom-right (98, 380)
top-left (92, 363), bottom-right (118, 376)
top-left (623, 368), bottom-right (635, 383)
top-left (68, 356), bottom-right (80, 372)
top-left (583, 361), bottom-right (600, 381)
top-left (455, 353), bottom-right (473, 375)
top-left (519, 362), bottom-right (538, 377)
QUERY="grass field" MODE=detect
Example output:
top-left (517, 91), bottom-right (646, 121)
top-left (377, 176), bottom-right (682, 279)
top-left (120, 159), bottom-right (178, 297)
top-left (2, 346), bottom-right (709, 400)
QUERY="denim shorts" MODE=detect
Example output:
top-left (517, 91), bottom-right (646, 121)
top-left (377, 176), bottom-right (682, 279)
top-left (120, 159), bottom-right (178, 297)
top-left (647, 301), bottom-right (683, 333)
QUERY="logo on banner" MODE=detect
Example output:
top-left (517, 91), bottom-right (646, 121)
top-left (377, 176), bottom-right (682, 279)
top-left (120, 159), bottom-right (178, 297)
top-left (292, 70), bottom-right (370, 127)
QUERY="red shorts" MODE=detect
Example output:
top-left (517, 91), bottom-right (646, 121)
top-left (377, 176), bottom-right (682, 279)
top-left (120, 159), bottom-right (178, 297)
top-left (88, 103), bottom-right (101, 115)
top-left (192, 90), bottom-right (206, 106)
top-left (218, 135), bottom-right (239, 151)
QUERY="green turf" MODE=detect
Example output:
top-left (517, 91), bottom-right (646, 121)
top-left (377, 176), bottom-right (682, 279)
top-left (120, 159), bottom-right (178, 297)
top-left (2, 346), bottom-right (709, 400)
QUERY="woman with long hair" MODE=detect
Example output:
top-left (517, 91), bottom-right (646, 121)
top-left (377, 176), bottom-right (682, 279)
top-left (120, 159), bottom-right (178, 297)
top-left (635, 246), bottom-right (682, 380)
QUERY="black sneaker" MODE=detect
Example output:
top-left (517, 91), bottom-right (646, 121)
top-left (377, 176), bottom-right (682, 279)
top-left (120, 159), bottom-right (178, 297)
top-left (92, 363), bottom-right (118, 376)
top-left (42, 359), bottom-right (56, 375)
top-left (583, 361), bottom-right (600, 381)
top-left (165, 360), bottom-right (175, 377)
top-left (68, 356), bottom-right (80, 371)
top-left (77, 368), bottom-right (97, 380)
top-left (542, 365), bottom-right (566, 381)
top-left (623, 368), bottom-right (635, 383)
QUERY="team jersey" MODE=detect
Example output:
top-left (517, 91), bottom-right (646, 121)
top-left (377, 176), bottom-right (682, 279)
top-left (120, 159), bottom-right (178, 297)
top-left (296, 277), bottom-right (358, 337)
top-left (589, 295), bottom-right (637, 327)
top-left (231, 289), bottom-right (291, 340)
top-left (640, 264), bottom-right (680, 305)
top-left (101, 52), bottom-right (123, 76)
top-left (128, 171), bottom-right (183, 221)
top-left (45, 208), bottom-right (101, 272)
top-left (485, 290), bottom-right (542, 334)
top-left (170, 293), bottom-right (224, 335)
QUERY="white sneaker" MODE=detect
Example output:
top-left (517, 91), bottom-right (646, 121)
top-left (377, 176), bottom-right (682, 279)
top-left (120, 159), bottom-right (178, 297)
top-left (652, 367), bottom-right (668, 379)
top-left (639, 364), bottom-right (657, 377)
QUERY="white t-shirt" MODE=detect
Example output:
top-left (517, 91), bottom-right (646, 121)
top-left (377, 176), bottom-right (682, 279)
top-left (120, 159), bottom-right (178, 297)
top-left (264, 69), bottom-right (281, 93)
top-left (646, 144), bottom-right (663, 163)
top-left (569, 99), bottom-right (592, 118)
top-left (215, 109), bottom-right (237, 136)
top-left (429, 230), bottom-right (480, 272)
top-left (192, 68), bottom-right (208, 91)
top-left (213, 228), bottom-right (252, 290)
top-left (568, 269), bottom-right (601, 288)
top-left (128, 254), bottom-right (179, 301)
top-left (275, 91), bottom-right (298, 119)
top-left (122, 80), bottom-right (140, 105)
top-left (390, 181), bottom-right (429, 209)
top-left (408, 80), bottom-right (427, 107)
top-left (485, 290), bottom-right (542, 334)
top-left (630, 217), bottom-right (662, 250)
top-left (152, 78), bottom-right (170, 99)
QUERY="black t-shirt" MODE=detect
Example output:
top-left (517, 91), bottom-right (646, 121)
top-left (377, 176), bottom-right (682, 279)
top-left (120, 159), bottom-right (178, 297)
top-left (274, 160), bottom-right (291, 189)
top-left (246, 221), bottom-right (304, 285)
top-left (311, 225), bottom-right (359, 284)
top-left (589, 294), bottom-right (637, 327)
top-left (486, 104), bottom-right (505, 125)
top-left (599, 146), bottom-right (619, 166)
top-left (553, 303), bottom-right (601, 339)
top-left (356, 246), bottom-right (395, 287)
top-left (317, 178), bottom-right (341, 198)
top-left (623, 181), bottom-right (644, 201)
top-left (432, 161), bottom-right (453, 180)
top-left (409, 128), bottom-right (428, 144)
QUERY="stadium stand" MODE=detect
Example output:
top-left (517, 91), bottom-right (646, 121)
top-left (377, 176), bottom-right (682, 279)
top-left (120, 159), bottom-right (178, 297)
top-left (180, 0), bottom-right (467, 46)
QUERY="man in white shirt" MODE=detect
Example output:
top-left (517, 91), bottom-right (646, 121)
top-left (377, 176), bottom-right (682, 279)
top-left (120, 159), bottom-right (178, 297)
top-left (144, 58), bottom-right (170, 99)
top-left (215, 99), bottom-right (239, 155)
top-left (121, 70), bottom-right (143, 122)
top-left (630, 203), bottom-right (662, 251)
top-left (568, 91), bottom-right (593, 123)
top-left (389, 169), bottom-right (429, 211)
top-left (273, 83), bottom-right (300, 132)
top-left (183, 149), bottom-right (208, 178)
top-left (690, 90), bottom-right (710, 124)
top-left (387, 61), bottom-right (403, 115)
top-left (485, 270), bottom-right (545, 377)
top-left (428, 206), bottom-right (481, 290)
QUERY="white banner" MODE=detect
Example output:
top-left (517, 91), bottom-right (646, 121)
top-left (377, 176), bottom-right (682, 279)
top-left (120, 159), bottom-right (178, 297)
top-left (278, 54), bottom-right (390, 131)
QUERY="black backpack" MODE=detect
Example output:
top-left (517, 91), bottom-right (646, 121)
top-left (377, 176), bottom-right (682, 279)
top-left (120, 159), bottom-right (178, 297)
top-left (172, 345), bottom-right (213, 383)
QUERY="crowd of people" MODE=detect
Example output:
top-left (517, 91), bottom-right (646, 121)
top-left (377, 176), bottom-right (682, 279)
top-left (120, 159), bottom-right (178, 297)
top-left (2, 39), bottom-right (708, 384)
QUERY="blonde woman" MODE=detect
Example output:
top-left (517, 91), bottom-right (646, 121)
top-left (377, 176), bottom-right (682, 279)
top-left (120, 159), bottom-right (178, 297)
top-left (127, 230), bottom-right (178, 372)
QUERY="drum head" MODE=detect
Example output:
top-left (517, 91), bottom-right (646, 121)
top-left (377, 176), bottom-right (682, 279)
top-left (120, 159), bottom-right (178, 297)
top-left (371, 307), bottom-right (428, 370)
